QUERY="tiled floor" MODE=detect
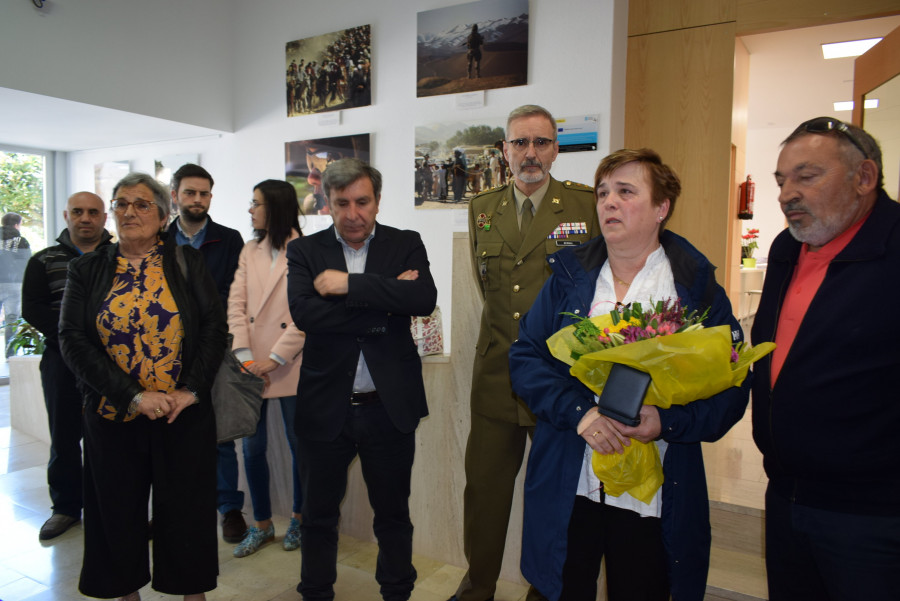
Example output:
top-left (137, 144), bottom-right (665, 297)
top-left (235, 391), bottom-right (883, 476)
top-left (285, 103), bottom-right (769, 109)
top-left (0, 384), bottom-right (530, 601)
top-left (0, 380), bottom-right (768, 601)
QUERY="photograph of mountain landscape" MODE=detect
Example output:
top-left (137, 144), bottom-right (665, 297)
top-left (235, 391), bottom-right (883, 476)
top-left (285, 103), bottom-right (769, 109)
top-left (416, 0), bottom-right (528, 98)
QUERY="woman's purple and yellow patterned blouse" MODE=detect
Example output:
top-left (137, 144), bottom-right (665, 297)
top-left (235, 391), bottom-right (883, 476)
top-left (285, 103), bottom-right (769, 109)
top-left (95, 241), bottom-right (184, 421)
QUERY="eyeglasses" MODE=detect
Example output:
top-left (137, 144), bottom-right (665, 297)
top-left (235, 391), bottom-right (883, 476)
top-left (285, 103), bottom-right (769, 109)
top-left (111, 199), bottom-right (155, 214)
top-left (794, 117), bottom-right (869, 159)
top-left (506, 137), bottom-right (555, 150)
top-left (249, 200), bottom-right (265, 209)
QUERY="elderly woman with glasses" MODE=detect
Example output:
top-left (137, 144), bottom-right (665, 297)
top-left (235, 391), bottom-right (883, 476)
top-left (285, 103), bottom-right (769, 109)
top-left (59, 173), bottom-right (227, 601)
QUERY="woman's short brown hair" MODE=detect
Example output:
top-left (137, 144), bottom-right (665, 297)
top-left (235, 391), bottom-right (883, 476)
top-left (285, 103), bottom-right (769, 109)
top-left (593, 148), bottom-right (681, 229)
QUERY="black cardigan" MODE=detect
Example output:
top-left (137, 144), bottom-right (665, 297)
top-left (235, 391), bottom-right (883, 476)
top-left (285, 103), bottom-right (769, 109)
top-left (59, 236), bottom-right (227, 421)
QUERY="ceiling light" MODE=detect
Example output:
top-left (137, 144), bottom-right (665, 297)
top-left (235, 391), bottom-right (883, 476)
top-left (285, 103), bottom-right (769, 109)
top-left (822, 38), bottom-right (882, 59)
top-left (833, 99), bottom-right (880, 112)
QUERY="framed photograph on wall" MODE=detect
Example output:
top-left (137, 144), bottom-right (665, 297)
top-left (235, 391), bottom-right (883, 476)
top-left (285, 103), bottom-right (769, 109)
top-left (417, 0), bottom-right (528, 98)
top-left (155, 153), bottom-right (199, 188)
top-left (285, 134), bottom-right (371, 218)
top-left (415, 118), bottom-right (508, 209)
top-left (286, 25), bottom-right (371, 117)
top-left (94, 160), bottom-right (130, 204)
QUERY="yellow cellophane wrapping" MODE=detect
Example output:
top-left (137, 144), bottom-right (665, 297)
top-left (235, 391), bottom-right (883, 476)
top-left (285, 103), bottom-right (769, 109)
top-left (547, 314), bottom-right (775, 503)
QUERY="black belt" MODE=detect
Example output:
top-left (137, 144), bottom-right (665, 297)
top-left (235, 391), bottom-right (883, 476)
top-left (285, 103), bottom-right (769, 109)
top-left (350, 391), bottom-right (380, 406)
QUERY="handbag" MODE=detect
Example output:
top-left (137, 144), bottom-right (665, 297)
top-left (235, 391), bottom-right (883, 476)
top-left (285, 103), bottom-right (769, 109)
top-left (174, 245), bottom-right (264, 442)
top-left (410, 306), bottom-right (444, 356)
top-left (212, 333), bottom-right (265, 443)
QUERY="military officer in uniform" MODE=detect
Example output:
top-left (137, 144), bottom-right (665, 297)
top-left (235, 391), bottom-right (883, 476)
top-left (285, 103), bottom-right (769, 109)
top-left (449, 105), bottom-right (601, 601)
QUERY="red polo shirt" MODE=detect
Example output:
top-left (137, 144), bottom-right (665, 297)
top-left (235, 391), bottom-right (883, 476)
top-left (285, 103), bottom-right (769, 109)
top-left (770, 215), bottom-right (869, 386)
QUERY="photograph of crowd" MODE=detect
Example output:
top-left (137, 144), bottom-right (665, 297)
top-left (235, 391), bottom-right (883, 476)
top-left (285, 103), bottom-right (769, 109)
top-left (416, 0), bottom-right (528, 98)
top-left (285, 134), bottom-right (371, 215)
top-left (414, 118), bottom-right (509, 210)
top-left (285, 24), bottom-right (371, 117)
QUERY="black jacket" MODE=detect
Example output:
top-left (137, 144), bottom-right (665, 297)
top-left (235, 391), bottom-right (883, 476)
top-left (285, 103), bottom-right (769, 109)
top-left (286, 223), bottom-right (437, 439)
top-left (751, 190), bottom-right (900, 515)
top-left (59, 236), bottom-right (227, 421)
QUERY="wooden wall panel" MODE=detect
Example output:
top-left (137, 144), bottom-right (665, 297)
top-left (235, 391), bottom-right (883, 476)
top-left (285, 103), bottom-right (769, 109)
top-left (853, 23), bottom-right (900, 125)
top-left (737, 0), bottom-right (900, 35)
top-left (629, 0), bottom-right (735, 36)
top-left (625, 22), bottom-right (737, 271)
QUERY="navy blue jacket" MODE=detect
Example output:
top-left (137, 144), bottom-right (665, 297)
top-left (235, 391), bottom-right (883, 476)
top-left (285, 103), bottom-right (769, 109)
top-left (510, 231), bottom-right (749, 601)
top-left (166, 217), bottom-right (244, 310)
top-left (751, 190), bottom-right (900, 516)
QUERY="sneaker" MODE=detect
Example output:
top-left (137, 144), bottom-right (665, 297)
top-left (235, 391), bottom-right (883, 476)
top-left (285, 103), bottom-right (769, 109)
top-left (233, 524), bottom-right (274, 558)
top-left (283, 517), bottom-right (301, 551)
top-left (221, 509), bottom-right (248, 543)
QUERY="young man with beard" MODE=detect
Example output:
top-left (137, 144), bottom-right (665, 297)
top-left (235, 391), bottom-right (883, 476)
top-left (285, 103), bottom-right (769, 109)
top-left (167, 163), bottom-right (247, 543)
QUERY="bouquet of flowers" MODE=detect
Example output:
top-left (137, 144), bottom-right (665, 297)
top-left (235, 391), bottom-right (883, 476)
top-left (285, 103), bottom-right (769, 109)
top-left (547, 299), bottom-right (775, 503)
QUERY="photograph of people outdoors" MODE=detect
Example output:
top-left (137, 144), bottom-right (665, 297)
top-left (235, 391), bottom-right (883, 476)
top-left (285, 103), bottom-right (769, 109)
top-left (414, 118), bottom-right (508, 209)
top-left (416, 0), bottom-right (528, 98)
top-left (285, 24), bottom-right (371, 116)
top-left (285, 134), bottom-right (371, 216)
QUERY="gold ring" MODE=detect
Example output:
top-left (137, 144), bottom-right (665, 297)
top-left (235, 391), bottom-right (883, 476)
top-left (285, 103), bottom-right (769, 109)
top-left (592, 431), bottom-right (600, 437)
top-left (154, 408), bottom-right (163, 415)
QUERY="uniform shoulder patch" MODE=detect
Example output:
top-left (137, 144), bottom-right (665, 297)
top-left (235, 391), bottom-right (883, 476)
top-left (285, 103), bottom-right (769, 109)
top-left (562, 180), bottom-right (593, 191)
top-left (472, 182), bottom-right (509, 199)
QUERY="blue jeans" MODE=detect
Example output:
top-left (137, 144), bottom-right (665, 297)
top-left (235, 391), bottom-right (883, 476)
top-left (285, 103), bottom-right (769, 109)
top-left (243, 396), bottom-right (302, 522)
top-left (216, 440), bottom-right (244, 514)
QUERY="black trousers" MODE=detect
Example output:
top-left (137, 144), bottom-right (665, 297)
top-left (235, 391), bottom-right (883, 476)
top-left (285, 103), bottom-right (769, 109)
top-left (40, 345), bottom-right (84, 518)
top-left (765, 486), bottom-right (900, 601)
top-left (296, 401), bottom-right (417, 601)
top-left (558, 495), bottom-right (669, 601)
top-left (79, 402), bottom-right (218, 598)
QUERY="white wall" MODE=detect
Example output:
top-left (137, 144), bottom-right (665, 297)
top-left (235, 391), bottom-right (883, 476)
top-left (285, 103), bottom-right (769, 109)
top-left (66, 0), bottom-right (627, 350)
top-left (1, 0), bottom-right (234, 131)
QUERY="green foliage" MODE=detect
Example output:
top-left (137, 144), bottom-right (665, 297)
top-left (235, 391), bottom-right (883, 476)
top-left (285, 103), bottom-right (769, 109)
top-left (6, 318), bottom-right (45, 356)
top-left (0, 152), bottom-right (45, 230)
top-left (446, 125), bottom-right (505, 149)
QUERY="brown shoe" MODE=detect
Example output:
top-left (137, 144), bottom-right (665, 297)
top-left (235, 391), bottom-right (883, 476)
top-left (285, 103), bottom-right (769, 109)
top-left (39, 513), bottom-right (80, 540)
top-left (222, 509), bottom-right (248, 543)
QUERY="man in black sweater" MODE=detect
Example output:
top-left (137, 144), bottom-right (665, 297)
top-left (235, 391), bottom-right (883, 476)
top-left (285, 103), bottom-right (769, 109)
top-left (22, 191), bottom-right (112, 540)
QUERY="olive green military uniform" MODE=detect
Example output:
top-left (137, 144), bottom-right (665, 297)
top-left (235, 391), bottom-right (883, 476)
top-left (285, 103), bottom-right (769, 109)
top-left (456, 175), bottom-right (600, 601)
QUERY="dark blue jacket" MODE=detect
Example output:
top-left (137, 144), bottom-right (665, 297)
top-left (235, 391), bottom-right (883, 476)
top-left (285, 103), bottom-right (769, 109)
top-left (751, 190), bottom-right (900, 516)
top-left (166, 217), bottom-right (244, 310)
top-left (510, 230), bottom-right (749, 601)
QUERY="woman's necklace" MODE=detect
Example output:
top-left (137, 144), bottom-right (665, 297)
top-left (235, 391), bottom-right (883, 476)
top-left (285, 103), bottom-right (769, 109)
top-left (611, 271), bottom-right (632, 288)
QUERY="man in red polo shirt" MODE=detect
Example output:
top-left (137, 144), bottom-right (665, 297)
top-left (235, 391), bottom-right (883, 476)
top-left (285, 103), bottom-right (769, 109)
top-left (751, 117), bottom-right (899, 601)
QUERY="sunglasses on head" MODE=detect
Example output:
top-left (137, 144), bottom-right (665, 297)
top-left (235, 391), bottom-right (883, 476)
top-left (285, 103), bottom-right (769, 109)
top-left (794, 117), bottom-right (869, 160)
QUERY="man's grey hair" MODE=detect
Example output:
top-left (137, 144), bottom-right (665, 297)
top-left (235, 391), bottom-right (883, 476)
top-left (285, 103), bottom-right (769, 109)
top-left (506, 104), bottom-right (558, 140)
top-left (112, 173), bottom-right (171, 220)
top-left (322, 158), bottom-right (383, 198)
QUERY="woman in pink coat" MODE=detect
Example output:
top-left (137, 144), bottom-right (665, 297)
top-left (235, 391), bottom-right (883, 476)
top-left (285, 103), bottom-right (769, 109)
top-left (228, 179), bottom-right (305, 557)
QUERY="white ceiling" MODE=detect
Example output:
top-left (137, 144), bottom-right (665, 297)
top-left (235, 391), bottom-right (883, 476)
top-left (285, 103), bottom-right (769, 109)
top-left (0, 87), bottom-right (226, 153)
top-left (741, 15), bottom-right (900, 130)
top-left (1, 15), bottom-right (898, 153)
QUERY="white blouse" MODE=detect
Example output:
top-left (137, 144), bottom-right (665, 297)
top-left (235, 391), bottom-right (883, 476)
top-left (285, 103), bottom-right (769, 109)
top-left (575, 244), bottom-right (677, 518)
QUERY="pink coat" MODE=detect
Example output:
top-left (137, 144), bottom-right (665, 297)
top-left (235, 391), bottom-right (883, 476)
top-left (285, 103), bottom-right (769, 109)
top-left (227, 231), bottom-right (305, 399)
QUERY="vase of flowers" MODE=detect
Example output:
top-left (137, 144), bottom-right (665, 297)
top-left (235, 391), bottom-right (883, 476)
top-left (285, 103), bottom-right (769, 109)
top-left (741, 228), bottom-right (759, 268)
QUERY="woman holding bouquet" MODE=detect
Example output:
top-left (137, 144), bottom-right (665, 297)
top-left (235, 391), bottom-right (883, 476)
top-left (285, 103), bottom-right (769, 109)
top-left (509, 149), bottom-right (750, 601)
